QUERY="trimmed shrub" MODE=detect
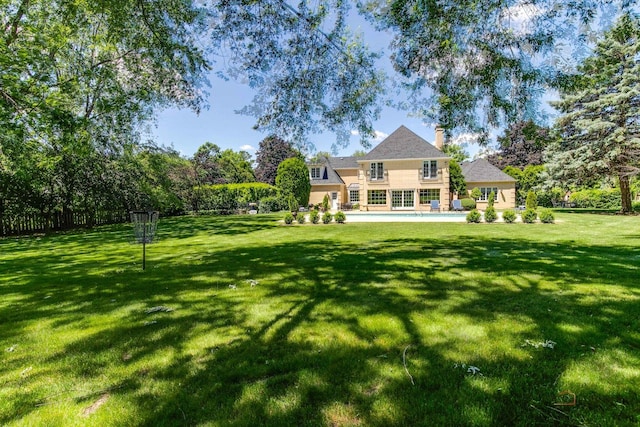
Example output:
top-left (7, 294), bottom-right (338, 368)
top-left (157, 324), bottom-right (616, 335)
top-left (258, 195), bottom-right (287, 213)
top-left (334, 211), bottom-right (346, 223)
top-left (521, 208), bottom-right (538, 223)
top-left (502, 209), bottom-right (517, 223)
top-left (487, 191), bottom-right (495, 207)
top-left (525, 191), bottom-right (538, 210)
top-left (309, 210), bottom-right (320, 224)
top-left (470, 187), bottom-right (481, 201)
top-left (466, 209), bottom-right (482, 223)
top-left (484, 206), bottom-right (498, 223)
top-left (322, 194), bottom-right (330, 212)
top-left (460, 198), bottom-right (476, 210)
top-left (287, 194), bottom-right (298, 212)
top-left (539, 209), bottom-right (555, 223)
top-left (322, 212), bottom-right (333, 224)
top-left (283, 212), bottom-right (294, 224)
top-left (296, 213), bottom-right (306, 224)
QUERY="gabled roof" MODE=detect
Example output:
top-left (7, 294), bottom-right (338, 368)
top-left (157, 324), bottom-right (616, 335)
top-left (461, 158), bottom-right (517, 183)
top-left (308, 161), bottom-right (344, 185)
top-left (361, 125), bottom-right (448, 161)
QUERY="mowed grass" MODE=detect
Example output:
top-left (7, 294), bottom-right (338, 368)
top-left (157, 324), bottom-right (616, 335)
top-left (1, 213), bottom-right (639, 426)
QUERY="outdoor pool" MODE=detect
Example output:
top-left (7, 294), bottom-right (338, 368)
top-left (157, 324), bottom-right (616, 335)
top-left (344, 212), bottom-right (468, 222)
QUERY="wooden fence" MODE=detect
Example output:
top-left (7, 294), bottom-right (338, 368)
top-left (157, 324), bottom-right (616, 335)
top-left (0, 210), bottom-right (130, 236)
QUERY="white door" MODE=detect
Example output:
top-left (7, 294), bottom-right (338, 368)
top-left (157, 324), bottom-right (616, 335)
top-left (331, 192), bottom-right (339, 210)
top-left (391, 190), bottom-right (415, 210)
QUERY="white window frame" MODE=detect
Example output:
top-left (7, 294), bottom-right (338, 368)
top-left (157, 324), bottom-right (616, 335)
top-left (349, 190), bottom-right (360, 203)
top-left (478, 187), bottom-right (499, 202)
top-left (310, 167), bottom-right (321, 179)
top-left (370, 162), bottom-right (384, 180)
top-left (419, 189), bottom-right (440, 204)
top-left (422, 160), bottom-right (438, 179)
top-left (367, 190), bottom-right (387, 205)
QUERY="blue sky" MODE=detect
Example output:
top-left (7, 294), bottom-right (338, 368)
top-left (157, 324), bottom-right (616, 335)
top-left (151, 12), bottom-right (479, 160)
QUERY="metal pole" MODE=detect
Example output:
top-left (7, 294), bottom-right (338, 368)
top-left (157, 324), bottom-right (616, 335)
top-left (142, 217), bottom-right (146, 270)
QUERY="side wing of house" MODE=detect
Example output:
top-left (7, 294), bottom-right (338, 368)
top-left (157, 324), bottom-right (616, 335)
top-left (308, 157), bottom-right (359, 210)
top-left (460, 159), bottom-right (517, 209)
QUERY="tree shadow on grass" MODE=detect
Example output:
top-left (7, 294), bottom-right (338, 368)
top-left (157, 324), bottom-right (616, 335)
top-left (1, 227), bottom-right (639, 426)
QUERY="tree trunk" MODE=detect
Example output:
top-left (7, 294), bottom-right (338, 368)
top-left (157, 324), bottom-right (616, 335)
top-left (619, 174), bottom-right (632, 214)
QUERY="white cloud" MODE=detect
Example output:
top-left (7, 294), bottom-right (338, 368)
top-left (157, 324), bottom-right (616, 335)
top-left (350, 129), bottom-right (388, 142)
top-left (450, 133), bottom-right (481, 146)
top-left (373, 130), bottom-right (389, 142)
top-left (240, 144), bottom-right (255, 151)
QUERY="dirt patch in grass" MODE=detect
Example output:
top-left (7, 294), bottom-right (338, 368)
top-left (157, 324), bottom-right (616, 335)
top-left (82, 393), bottom-right (110, 417)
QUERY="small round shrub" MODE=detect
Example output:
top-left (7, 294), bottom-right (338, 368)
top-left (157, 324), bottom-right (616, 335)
top-left (502, 209), bottom-right (517, 223)
top-left (322, 212), bottom-right (333, 224)
top-left (309, 210), bottom-right (320, 224)
top-left (539, 208), bottom-right (555, 223)
top-left (334, 211), bottom-right (346, 223)
top-left (460, 198), bottom-right (476, 210)
top-left (297, 213), bottom-right (306, 224)
top-left (484, 206), bottom-right (497, 223)
top-left (521, 208), bottom-right (538, 223)
top-left (283, 212), bottom-right (294, 224)
top-left (466, 209), bottom-right (482, 223)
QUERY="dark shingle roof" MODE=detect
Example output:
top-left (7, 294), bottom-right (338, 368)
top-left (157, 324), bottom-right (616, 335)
top-left (308, 161), bottom-right (344, 185)
top-left (461, 159), bottom-right (516, 183)
top-left (328, 156), bottom-right (359, 169)
top-left (361, 126), bottom-right (448, 161)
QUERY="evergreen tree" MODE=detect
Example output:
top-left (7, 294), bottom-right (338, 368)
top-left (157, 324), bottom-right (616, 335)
top-left (547, 14), bottom-right (640, 213)
top-left (448, 160), bottom-right (467, 197)
top-left (275, 158), bottom-right (311, 207)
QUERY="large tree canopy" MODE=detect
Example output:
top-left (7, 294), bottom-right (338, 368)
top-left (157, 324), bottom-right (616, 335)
top-left (359, 0), bottom-right (636, 141)
top-left (487, 120), bottom-right (553, 169)
top-left (546, 13), bottom-right (640, 213)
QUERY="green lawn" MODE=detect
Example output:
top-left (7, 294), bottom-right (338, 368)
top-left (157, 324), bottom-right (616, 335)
top-left (1, 213), bottom-right (639, 426)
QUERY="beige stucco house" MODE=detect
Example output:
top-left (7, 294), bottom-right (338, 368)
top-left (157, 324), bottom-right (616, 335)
top-left (308, 125), bottom-right (516, 211)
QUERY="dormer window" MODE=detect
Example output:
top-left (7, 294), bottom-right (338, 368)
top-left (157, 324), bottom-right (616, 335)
top-left (310, 167), bottom-right (321, 179)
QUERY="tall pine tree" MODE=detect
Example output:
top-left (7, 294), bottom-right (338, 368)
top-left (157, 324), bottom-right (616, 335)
top-left (547, 14), bottom-right (640, 213)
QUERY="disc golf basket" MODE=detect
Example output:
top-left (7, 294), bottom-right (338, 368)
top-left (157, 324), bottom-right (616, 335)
top-left (130, 210), bottom-right (159, 270)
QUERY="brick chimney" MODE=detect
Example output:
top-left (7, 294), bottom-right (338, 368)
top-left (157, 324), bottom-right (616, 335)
top-left (435, 126), bottom-right (444, 151)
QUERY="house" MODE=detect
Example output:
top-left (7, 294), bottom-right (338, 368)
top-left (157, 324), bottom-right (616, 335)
top-left (308, 125), bottom-right (516, 211)
top-left (460, 159), bottom-right (517, 210)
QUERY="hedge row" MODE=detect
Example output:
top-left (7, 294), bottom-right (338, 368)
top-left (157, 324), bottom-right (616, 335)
top-left (568, 189), bottom-right (621, 209)
top-left (194, 183), bottom-right (279, 214)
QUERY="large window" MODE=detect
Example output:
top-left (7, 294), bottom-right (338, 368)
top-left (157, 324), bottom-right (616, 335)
top-left (367, 190), bottom-right (387, 205)
top-left (370, 162), bottom-right (384, 180)
top-left (419, 189), bottom-right (440, 204)
top-left (478, 187), bottom-right (499, 201)
top-left (422, 160), bottom-right (438, 179)
top-left (310, 167), bottom-right (321, 179)
top-left (349, 190), bottom-right (360, 203)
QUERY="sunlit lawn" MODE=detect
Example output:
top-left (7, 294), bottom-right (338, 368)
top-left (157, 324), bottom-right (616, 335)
top-left (1, 213), bottom-right (639, 426)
